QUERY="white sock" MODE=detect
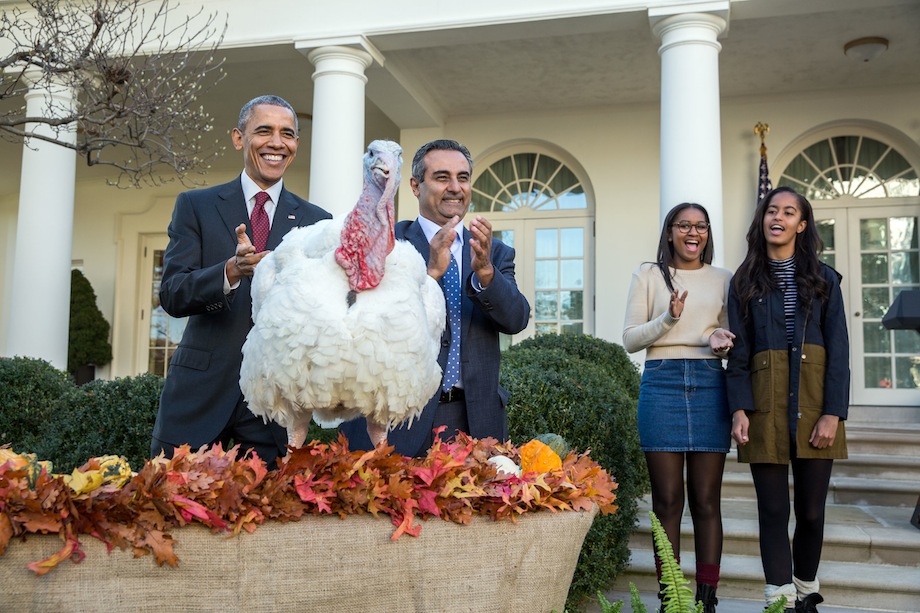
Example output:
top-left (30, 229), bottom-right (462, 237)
top-left (793, 576), bottom-right (820, 600)
top-left (765, 583), bottom-right (796, 609)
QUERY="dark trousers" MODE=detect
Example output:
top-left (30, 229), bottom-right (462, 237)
top-left (150, 396), bottom-right (287, 469)
top-left (419, 397), bottom-right (469, 455)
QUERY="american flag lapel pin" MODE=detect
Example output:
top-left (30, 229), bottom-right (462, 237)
top-left (288, 214), bottom-right (295, 219)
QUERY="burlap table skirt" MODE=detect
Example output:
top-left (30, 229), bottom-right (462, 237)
top-left (2, 506), bottom-right (597, 612)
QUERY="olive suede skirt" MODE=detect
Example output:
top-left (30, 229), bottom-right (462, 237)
top-left (637, 358), bottom-right (730, 453)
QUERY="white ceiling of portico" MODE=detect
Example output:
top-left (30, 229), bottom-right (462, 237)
top-left (1, 0), bottom-right (918, 193)
top-left (361, 0), bottom-right (920, 121)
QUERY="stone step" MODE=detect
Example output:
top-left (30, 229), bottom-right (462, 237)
top-left (592, 592), bottom-right (899, 613)
top-left (629, 499), bottom-right (920, 567)
top-left (844, 425), bottom-right (920, 457)
top-left (610, 549), bottom-right (920, 612)
top-left (610, 411), bottom-right (920, 611)
top-left (619, 496), bottom-right (920, 611)
top-left (847, 405), bottom-right (920, 426)
top-left (723, 452), bottom-right (920, 481)
top-left (720, 471), bottom-right (919, 508)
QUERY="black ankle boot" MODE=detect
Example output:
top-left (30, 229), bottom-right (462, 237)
top-left (695, 584), bottom-right (718, 613)
top-left (795, 592), bottom-right (824, 613)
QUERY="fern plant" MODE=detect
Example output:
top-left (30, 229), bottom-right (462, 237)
top-left (649, 512), bottom-right (698, 612)
top-left (593, 511), bottom-right (788, 613)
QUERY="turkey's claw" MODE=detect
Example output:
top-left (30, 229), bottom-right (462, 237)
top-left (367, 421), bottom-right (388, 448)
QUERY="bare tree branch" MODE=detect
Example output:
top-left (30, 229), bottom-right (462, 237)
top-left (0, 0), bottom-right (227, 187)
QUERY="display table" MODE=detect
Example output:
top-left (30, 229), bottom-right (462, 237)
top-left (2, 506), bottom-right (597, 612)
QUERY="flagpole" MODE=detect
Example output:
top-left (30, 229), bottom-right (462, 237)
top-left (755, 122), bottom-right (772, 204)
top-left (754, 121), bottom-right (769, 157)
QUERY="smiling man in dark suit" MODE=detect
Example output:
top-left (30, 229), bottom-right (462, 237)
top-left (150, 95), bottom-right (331, 468)
top-left (342, 139), bottom-right (531, 457)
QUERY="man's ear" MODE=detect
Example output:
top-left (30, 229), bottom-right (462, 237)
top-left (409, 176), bottom-right (420, 196)
top-left (231, 128), bottom-right (243, 151)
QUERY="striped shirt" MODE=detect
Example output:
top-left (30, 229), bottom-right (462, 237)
top-left (769, 256), bottom-right (797, 346)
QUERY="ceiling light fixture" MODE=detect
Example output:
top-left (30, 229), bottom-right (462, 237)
top-left (843, 37), bottom-right (889, 62)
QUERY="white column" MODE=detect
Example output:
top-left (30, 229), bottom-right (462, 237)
top-left (6, 74), bottom-right (77, 369)
top-left (305, 46), bottom-right (373, 217)
top-left (651, 9), bottom-right (728, 263)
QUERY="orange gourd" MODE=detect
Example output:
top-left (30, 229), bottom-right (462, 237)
top-left (520, 439), bottom-right (562, 474)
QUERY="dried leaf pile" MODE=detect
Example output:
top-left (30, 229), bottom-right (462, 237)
top-left (0, 433), bottom-right (617, 576)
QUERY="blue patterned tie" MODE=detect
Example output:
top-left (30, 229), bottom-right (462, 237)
top-left (442, 256), bottom-right (461, 391)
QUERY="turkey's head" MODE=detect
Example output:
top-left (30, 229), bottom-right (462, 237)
top-left (335, 140), bottom-right (403, 300)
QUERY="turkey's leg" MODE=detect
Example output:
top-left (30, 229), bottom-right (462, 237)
top-left (366, 421), bottom-right (388, 448)
top-left (287, 413), bottom-right (312, 449)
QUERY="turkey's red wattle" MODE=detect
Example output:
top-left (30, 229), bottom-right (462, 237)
top-left (335, 151), bottom-right (399, 293)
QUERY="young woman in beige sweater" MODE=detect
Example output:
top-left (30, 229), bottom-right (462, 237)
top-left (623, 203), bottom-right (735, 612)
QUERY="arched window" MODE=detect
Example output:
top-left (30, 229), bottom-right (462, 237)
top-left (778, 135), bottom-right (919, 200)
top-left (471, 152), bottom-right (587, 213)
top-left (470, 147), bottom-right (594, 340)
top-left (775, 127), bottom-right (920, 406)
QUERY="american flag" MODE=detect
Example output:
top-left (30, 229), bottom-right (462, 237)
top-left (757, 142), bottom-right (772, 203)
top-left (754, 122), bottom-right (772, 203)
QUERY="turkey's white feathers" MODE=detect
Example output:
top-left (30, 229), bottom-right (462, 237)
top-left (240, 216), bottom-right (446, 434)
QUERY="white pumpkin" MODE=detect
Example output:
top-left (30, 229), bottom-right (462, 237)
top-left (487, 455), bottom-right (522, 477)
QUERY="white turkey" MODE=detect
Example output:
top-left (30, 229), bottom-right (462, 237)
top-left (240, 140), bottom-right (445, 450)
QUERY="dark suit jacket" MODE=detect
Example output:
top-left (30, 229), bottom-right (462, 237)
top-left (341, 218), bottom-right (531, 456)
top-left (152, 176), bottom-right (331, 449)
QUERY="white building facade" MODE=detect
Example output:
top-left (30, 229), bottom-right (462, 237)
top-left (1, 0), bottom-right (918, 411)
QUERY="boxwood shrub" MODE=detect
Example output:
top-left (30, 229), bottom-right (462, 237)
top-left (0, 357), bottom-right (76, 456)
top-left (501, 333), bottom-right (648, 612)
top-left (0, 357), bottom-right (161, 473)
top-left (31, 373), bottom-right (163, 473)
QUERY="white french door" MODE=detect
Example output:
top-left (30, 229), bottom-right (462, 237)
top-left (136, 234), bottom-right (187, 377)
top-left (816, 205), bottom-right (920, 405)
top-left (490, 215), bottom-right (594, 346)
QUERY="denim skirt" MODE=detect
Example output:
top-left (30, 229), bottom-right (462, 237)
top-left (637, 358), bottom-right (730, 453)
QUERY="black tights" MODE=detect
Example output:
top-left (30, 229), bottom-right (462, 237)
top-left (750, 459), bottom-right (834, 585)
top-left (645, 451), bottom-right (726, 566)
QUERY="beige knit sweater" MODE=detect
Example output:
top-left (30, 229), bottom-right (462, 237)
top-left (622, 262), bottom-right (732, 360)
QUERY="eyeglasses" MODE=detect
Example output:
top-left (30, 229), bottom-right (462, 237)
top-left (672, 221), bottom-right (710, 234)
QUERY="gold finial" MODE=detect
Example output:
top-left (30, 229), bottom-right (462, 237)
top-left (754, 122), bottom-right (769, 156)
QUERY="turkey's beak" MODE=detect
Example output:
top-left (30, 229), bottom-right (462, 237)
top-left (371, 162), bottom-right (390, 183)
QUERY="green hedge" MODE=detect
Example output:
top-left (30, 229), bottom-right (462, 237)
top-left (0, 357), bottom-right (76, 456)
top-left (0, 357), bottom-right (161, 473)
top-left (31, 373), bottom-right (163, 472)
top-left (502, 333), bottom-right (648, 612)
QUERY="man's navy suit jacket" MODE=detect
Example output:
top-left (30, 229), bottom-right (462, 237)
top-left (341, 218), bottom-right (531, 456)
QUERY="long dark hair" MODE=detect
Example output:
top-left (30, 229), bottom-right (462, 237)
top-left (732, 186), bottom-right (828, 317)
top-left (655, 203), bottom-right (715, 292)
